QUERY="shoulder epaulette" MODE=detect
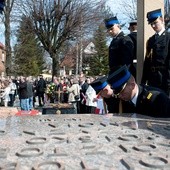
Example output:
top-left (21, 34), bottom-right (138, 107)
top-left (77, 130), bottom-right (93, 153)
top-left (146, 90), bottom-right (160, 102)
top-left (146, 92), bottom-right (152, 99)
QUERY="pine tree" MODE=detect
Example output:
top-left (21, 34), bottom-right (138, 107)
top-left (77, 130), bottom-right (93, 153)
top-left (89, 24), bottom-right (109, 76)
top-left (13, 16), bottom-right (44, 76)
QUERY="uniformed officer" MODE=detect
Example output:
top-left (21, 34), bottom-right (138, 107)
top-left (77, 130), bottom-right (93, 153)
top-left (90, 76), bottom-right (119, 113)
top-left (128, 20), bottom-right (137, 79)
top-left (128, 20), bottom-right (137, 60)
top-left (104, 16), bottom-right (135, 77)
top-left (141, 9), bottom-right (170, 96)
top-left (107, 65), bottom-right (170, 118)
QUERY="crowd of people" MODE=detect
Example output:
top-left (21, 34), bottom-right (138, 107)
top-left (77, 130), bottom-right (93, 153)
top-left (0, 74), bottom-right (106, 114)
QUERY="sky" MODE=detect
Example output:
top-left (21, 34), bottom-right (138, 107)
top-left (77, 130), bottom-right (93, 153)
top-left (107, 0), bottom-right (123, 16)
top-left (0, 19), bottom-right (5, 44)
top-left (106, 0), bottom-right (132, 33)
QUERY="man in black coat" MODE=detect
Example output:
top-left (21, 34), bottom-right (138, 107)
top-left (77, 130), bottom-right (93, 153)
top-left (141, 9), bottom-right (170, 96)
top-left (79, 76), bottom-right (89, 113)
top-left (107, 65), bottom-right (170, 118)
top-left (37, 75), bottom-right (46, 106)
top-left (18, 76), bottom-right (28, 110)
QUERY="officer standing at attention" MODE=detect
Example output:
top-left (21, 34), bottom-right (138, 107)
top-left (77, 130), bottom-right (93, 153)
top-left (141, 9), bottom-right (170, 96)
top-left (104, 16), bottom-right (135, 76)
top-left (104, 16), bottom-right (135, 112)
top-left (128, 20), bottom-right (137, 79)
top-left (107, 65), bottom-right (170, 118)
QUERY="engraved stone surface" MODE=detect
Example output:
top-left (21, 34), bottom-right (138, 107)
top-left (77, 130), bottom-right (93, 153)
top-left (0, 113), bottom-right (169, 169)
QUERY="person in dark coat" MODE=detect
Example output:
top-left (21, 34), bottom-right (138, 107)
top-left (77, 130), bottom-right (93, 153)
top-left (128, 20), bottom-right (137, 60)
top-left (18, 76), bottom-right (28, 110)
top-left (104, 16), bottom-right (135, 76)
top-left (128, 20), bottom-right (137, 79)
top-left (104, 16), bottom-right (135, 112)
top-left (107, 65), bottom-right (170, 118)
top-left (26, 76), bottom-right (34, 110)
top-left (79, 76), bottom-right (89, 113)
top-left (141, 9), bottom-right (170, 96)
top-left (37, 75), bottom-right (46, 106)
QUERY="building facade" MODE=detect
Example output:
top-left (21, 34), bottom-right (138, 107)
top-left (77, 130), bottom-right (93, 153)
top-left (0, 42), bottom-right (6, 76)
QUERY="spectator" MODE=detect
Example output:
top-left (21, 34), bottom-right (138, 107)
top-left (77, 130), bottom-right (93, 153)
top-left (67, 77), bottom-right (80, 114)
top-left (9, 78), bottom-right (17, 107)
top-left (0, 80), bottom-right (11, 107)
top-left (18, 76), bottom-right (28, 110)
top-left (85, 77), bottom-right (97, 113)
top-left (79, 76), bottom-right (89, 113)
top-left (26, 76), bottom-right (34, 110)
top-left (37, 75), bottom-right (46, 106)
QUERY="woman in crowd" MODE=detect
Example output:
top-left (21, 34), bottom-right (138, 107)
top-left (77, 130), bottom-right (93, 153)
top-left (67, 77), bottom-right (80, 113)
top-left (0, 80), bottom-right (11, 107)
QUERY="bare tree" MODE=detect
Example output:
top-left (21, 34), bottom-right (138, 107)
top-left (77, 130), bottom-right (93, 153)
top-left (164, 0), bottom-right (170, 30)
top-left (15, 0), bottom-right (107, 77)
top-left (118, 0), bottom-right (137, 20)
top-left (2, 0), bottom-right (15, 75)
top-left (118, 0), bottom-right (169, 30)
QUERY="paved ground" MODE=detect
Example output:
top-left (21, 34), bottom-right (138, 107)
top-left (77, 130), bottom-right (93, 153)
top-left (0, 107), bottom-right (18, 118)
top-left (0, 96), bottom-right (42, 118)
top-left (14, 96), bottom-right (42, 110)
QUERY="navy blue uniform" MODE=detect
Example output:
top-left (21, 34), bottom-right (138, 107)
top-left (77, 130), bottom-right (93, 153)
top-left (142, 31), bottom-right (170, 95)
top-left (122, 85), bottom-right (170, 118)
top-left (109, 32), bottom-right (135, 76)
top-left (107, 32), bottom-right (135, 113)
top-left (128, 32), bottom-right (137, 60)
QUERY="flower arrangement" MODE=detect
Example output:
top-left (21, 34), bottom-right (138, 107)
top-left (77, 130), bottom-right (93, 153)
top-left (45, 83), bottom-right (56, 103)
top-left (45, 83), bottom-right (56, 95)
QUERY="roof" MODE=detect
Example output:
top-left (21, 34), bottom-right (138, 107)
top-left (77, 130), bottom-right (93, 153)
top-left (0, 42), bottom-right (5, 50)
top-left (84, 42), bottom-right (97, 55)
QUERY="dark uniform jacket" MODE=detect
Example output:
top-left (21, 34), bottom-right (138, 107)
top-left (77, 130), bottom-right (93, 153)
top-left (141, 31), bottom-right (170, 95)
top-left (128, 32), bottom-right (137, 60)
top-left (104, 97), bottom-right (119, 113)
top-left (123, 85), bottom-right (170, 118)
top-left (109, 31), bottom-right (135, 76)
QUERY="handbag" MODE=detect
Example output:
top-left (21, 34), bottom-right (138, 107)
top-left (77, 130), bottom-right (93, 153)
top-left (73, 84), bottom-right (80, 101)
top-left (74, 94), bottom-right (80, 100)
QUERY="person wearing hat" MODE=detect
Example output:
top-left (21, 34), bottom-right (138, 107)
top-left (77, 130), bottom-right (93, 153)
top-left (141, 9), bottom-right (170, 96)
top-left (128, 20), bottom-right (137, 79)
top-left (90, 75), bottom-right (120, 113)
top-left (104, 16), bottom-right (135, 77)
top-left (108, 65), bottom-right (170, 118)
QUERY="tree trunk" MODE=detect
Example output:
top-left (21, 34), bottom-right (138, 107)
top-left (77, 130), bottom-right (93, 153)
top-left (52, 53), bottom-right (60, 78)
top-left (4, 2), bottom-right (12, 76)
